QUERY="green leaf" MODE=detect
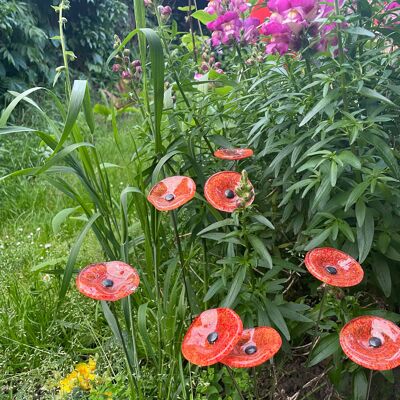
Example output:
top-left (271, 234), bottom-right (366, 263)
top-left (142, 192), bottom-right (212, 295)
top-left (58, 212), bottom-right (101, 304)
top-left (299, 90), bottom-right (338, 127)
top-left (248, 235), bottom-right (273, 269)
top-left (371, 254), bottom-right (391, 297)
top-left (358, 87), bottom-right (396, 106)
top-left (221, 266), bottom-right (246, 308)
top-left (0, 126), bottom-right (36, 135)
top-left (265, 299), bottom-right (290, 340)
top-left (308, 333), bottom-right (340, 367)
top-left (251, 215), bottom-right (275, 230)
top-left (345, 181), bottom-right (370, 212)
top-left (304, 228), bottom-right (332, 251)
top-left (52, 207), bottom-right (79, 234)
top-left (353, 369), bottom-right (368, 400)
top-left (338, 150), bottom-right (361, 170)
top-left (197, 219), bottom-right (235, 236)
top-left (330, 161), bottom-right (337, 187)
top-left (357, 208), bottom-right (374, 263)
top-left (204, 279), bottom-right (224, 302)
top-left (137, 302), bottom-right (155, 358)
top-left (346, 27), bottom-right (375, 37)
top-left (355, 199), bottom-right (366, 227)
top-left (191, 10), bottom-right (217, 24)
top-left (31, 256), bottom-right (68, 272)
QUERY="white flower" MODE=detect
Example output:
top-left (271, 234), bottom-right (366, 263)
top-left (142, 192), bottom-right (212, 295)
top-left (44, 243), bottom-right (52, 249)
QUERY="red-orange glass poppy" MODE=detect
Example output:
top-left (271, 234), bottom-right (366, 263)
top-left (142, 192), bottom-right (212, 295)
top-left (181, 308), bottom-right (243, 366)
top-left (204, 171), bottom-right (254, 213)
top-left (147, 176), bottom-right (196, 211)
top-left (304, 247), bottom-right (364, 287)
top-left (250, 0), bottom-right (271, 23)
top-left (221, 327), bottom-right (282, 368)
top-left (76, 261), bottom-right (140, 301)
top-left (214, 148), bottom-right (254, 160)
top-left (340, 315), bottom-right (400, 371)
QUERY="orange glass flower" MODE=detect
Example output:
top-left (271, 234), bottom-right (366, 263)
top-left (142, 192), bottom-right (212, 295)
top-left (221, 327), bottom-right (282, 368)
top-left (214, 148), bottom-right (254, 161)
top-left (340, 316), bottom-right (400, 371)
top-left (147, 176), bottom-right (196, 211)
top-left (304, 247), bottom-right (364, 287)
top-left (76, 261), bottom-right (140, 301)
top-left (204, 171), bottom-right (254, 213)
top-left (250, 0), bottom-right (271, 23)
top-left (181, 308), bottom-right (243, 366)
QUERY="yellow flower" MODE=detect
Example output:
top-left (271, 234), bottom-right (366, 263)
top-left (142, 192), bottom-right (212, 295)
top-left (59, 371), bottom-right (78, 394)
top-left (59, 358), bottom-right (97, 394)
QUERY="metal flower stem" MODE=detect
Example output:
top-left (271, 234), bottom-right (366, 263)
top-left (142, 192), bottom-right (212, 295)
top-left (366, 370), bottom-right (373, 400)
top-left (109, 301), bottom-right (139, 399)
top-left (171, 209), bottom-right (194, 317)
top-left (225, 365), bottom-right (246, 400)
top-left (310, 285), bottom-right (328, 353)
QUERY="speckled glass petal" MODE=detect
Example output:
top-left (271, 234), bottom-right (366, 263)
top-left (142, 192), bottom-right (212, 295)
top-left (214, 148), bottom-right (254, 160)
top-left (76, 261), bottom-right (140, 301)
top-left (147, 176), bottom-right (196, 211)
top-left (204, 171), bottom-right (254, 213)
top-left (250, 0), bottom-right (271, 23)
top-left (221, 327), bottom-right (282, 368)
top-left (340, 316), bottom-right (400, 371)
top-left (181, 308), bottom-right (243, 366)
top-left (304, 247), bottom-right (364, 287)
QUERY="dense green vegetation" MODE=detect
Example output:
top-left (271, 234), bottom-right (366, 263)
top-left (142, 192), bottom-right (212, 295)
top-left (1, 0), bottom-right (400, 398)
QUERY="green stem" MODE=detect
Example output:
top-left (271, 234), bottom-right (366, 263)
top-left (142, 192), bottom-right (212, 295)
top-left (58, 0), bottom-right (71, 100)
top-left (334, 0), bottom-right (348, 111)
top-left (309, 285), bottom-right (328, 354)
top-left (109, 302), bottom-right (139, 399)
top-left (202, 238), bottom-right (209, 307)
top-left (225, 366), bottom-right (245, 400)
top-left (366, 369), bottom-right (373, 400)
top-left (171, 209), bottom-right (194, 318)
top-left (269, 358), bottom-right (278, 400)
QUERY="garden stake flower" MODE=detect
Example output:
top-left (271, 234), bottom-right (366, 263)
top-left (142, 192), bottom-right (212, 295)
top-left (76, 261), bottom-right (141, 398)
top-left (221, 326), bottom-right (282, 368)
top-left (339, 315), bottom-right (400, 400)
top-left (147, 176), bottom-right (197, 315)
top-left (214, 148), bottom-right (254, 160)
top-left (76, 261), bottom-right (140, 301)
top-left (250, 0), bottom-right (272, 23)
top-left (304, 247), bottom-right (364, 352)
top-left (204, 170), bottom-right (254, 213)
top-left (182, 308), bottom-right (246, 400)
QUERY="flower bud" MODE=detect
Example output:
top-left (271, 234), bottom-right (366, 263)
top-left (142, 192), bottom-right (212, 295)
top-left (112, 64), bottom-right (121, 72)
top-left (121, 70), bottom-right (131, 79)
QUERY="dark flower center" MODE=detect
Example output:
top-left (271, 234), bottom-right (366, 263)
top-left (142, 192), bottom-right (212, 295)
top-left (244, 345), bottom-right (257, 355)
top-left (225, 189), bottom-right (235, 199)
top-left (325, 265), bottom-right (337, 275)
top-left (207, 332), bottom-right (218, 344)
top-left (165, 193), bottom-right (175, 201)
top-left (368, 337), bottom-right (382, 348)
top-left (102, 279), bottom-right (114, 288)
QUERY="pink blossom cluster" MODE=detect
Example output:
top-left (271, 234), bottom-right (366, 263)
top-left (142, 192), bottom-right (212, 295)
top-left (385, 2), bottom-right (400, 24)
top-left (261, 0), bottom-right (340, 55)
top-left (205, 0), bottom-right (261, 46)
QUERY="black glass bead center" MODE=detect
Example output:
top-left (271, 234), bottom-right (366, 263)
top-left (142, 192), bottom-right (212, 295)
top-left (102, 279), bottom-right (114, 288)
top-left (165, 193), bottom-right (175, 201)
top-left (244, 345), bottom-right (257, 355)
top-left (225, 189), bottom-right (235, 199)
top-left (325, 265), bottom-right (337, 275)
top-left (369, 337), bottom-right (382, 348)
top-left (207, 332), bottom-right (218, 344)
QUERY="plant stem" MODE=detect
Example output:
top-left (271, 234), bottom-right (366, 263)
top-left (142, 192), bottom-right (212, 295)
top-left (269, 358), bottom-right (278, 400)
top-left (202, 238), bottom-right (209, 307)
top-left (253, 366), bottom-right (260, 400)
top-left (171, 209), bottom-right (195, 317)
top-left (334, 0), bottom-right (348, 111)
top-left (58, 0), bottom-right (72, 100)
top-left (109, 302), bottom-right (139, 399)
top-left (366, 369), bottom-right (373, 400)
top-left (309, 285), bottom-right (328, 354)
top-left (225, 366), bottom-right (245, 400)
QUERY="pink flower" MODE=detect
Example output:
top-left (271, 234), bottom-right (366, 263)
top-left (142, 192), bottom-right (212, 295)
top-left (260, 20), bottom-right (289, 35)
top-left (242, 17), bottom-right (260, 43)
top-left (207, 11), bottom-right (242, 44)
top-left (112, 64), bottom-right (121, 72)
top-left (267, 0), bottom-right (292, 13)
top-left (282, 7), bottom-right (307, 34)
top-left (194, 72), bottom-right (204, 80)
top-left (121, 70), bottom-right (131, 79)
top-left (265, 36), bottom-right (290, 54)
top-left (386, 2), bottom-right (400, 10)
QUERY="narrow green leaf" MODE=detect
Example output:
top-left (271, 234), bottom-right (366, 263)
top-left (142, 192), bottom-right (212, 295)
top-left (308, 333), bottom-right (340, 367)
top-left (299, 91), bottom-right (337, 127)
top-left (58, 212), bottom-right (100, 303)
top-left (265, 299), bottom-right (290, 340)
top-left (346, 27), bottom-right (375, 37)
top-left (345, 181), bottom-right (370, 212)
top-left (304, 228), bottom-right (332, 251)
top-left (52, 207), bottom-right (79, 234)
top-left (221, 266), bottom-right (246, 308)
top-left (251, 215), bottom-right (275, 230)
top-left (248, 235), bottom-right (273, 269)
top-left (197, 219), bottom-right (235, 236)
top-left (358, 87), bottom-right (396, 106)
top-left (353, 369), bottom-right (368, 400)
top-left (357, 208), bottom-right (374, 263)
top-left (137, 302), bottom-right (155, 359)
top-left (355, 199), bottom-right (366, 227)
top-left (191, 10), bottom-right (217, 24)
